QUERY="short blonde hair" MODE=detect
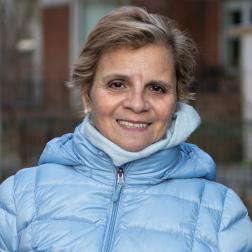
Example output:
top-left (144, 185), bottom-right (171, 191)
top-left (69, 6), bottom-right (197, 101)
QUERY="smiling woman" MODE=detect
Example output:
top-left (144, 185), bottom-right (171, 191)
top-left (84, 45), bottom-right (177, 151)
top-left (0, 6), bottom-right (252, 252)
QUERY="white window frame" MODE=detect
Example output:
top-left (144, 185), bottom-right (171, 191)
top-left (221, 0), bottom-right (252, 68)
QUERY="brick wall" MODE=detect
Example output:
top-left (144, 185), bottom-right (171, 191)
top-left (132, 0), bottom-right (220, 66)
top-left (42, 5), bottom-right (70, 111)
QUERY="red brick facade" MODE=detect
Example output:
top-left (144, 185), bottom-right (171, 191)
top-left (132, 0), bottom-right (220, 66)
top-left (42, 5), bottom-right (70, 111)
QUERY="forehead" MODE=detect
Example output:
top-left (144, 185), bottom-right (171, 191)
top-left (94, 44), bottom-right (175, 79)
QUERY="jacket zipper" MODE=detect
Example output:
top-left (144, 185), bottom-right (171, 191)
top-left (103, 167), bottom-right (124, 252)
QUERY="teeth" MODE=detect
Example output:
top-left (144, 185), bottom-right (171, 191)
top-left (118, 120), bottom-right (148, 129)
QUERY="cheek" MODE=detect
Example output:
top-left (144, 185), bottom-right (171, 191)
top-left (90, 97), bottom-right (115, 120)
top-left (156, 105), bottom-right (176, 137)
top-left (157, 100), bottom-right (177, 122)
top-left (88, 90), bottom-right (104, 115)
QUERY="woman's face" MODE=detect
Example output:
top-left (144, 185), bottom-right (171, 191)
top-left (83, 44), bottom-right (177, 152)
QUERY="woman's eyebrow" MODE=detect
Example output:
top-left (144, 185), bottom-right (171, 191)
top-left (147, 80), bottom-right (175, 89)
top-left (102, 74), bottom-right (130, 82)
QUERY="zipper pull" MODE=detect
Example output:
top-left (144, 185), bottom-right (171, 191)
top-left (112, 168), bottom-right (124, 202)
top-left (117, 168), bottom-right (124, 185)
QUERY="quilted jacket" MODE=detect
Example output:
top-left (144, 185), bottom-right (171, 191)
top-left (0, 122), bottom-right (252, 251)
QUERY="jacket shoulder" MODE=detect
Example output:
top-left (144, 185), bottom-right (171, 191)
top-left (0, 167), bottom-right (37, 251)
top-left (192, 179), bottom-right (252, 251)
top-left (0, 167), bottom-right (37, 212)
top-left (0, 163), bottom-right (72, 231)
top-left (1, 167), bottom-right (37, 227)
top-left (218, 186), bottom-right (252, 251)
top-left (176, 178), bottom-right (252, 250)
top-left (0, 175), bottom-right (18, 251)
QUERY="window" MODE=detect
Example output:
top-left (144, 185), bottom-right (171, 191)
top-left (229, 9), bottom-right (241, 25)
top-left (222, 0), bottom-right (252, 68)
top-left (71, 0), bottom-right (129, 64)
top-left (79, 1), bottom-right (127, 45)
top-left (228, 38), bottom-right (240, 67)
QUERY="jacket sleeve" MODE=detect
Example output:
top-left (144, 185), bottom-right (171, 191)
top-left (0, 176), bottom-right (18, 252)
top-left (218, 188), bottom-right (252, 252)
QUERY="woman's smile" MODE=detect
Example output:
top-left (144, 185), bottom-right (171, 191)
top-left (83, 44), bottom-right (177, 151)
top-left (116, 119), bottom-right (151, 129)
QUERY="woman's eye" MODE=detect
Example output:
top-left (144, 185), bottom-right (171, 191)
top-left (108, 80), bottom-right (125, 89)
top-left (149, 84), bottom-right (166, 94)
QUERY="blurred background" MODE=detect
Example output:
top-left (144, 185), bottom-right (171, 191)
top-left (0, 0), bottom-right (252, 215)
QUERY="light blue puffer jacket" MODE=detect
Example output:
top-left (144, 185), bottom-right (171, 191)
top-left (1, 116), bottom-right (252, 251)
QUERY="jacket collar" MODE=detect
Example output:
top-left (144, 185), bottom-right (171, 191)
top-left (82, 102), bottom-right (201, 167)
top-left (73, 123), bottom-right (183, 185)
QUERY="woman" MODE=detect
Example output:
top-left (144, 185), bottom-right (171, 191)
top-left (0, 6), bottom-right (251, 252)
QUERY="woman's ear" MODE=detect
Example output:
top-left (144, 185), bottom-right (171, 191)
top-left (82, 91), bottom-right (91, 114)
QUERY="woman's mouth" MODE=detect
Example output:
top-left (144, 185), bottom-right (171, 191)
top-left (116, 119), bottom-right (151, 129)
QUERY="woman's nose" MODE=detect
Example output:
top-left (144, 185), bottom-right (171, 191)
top-left (123, 90), bottom-right (149, 113)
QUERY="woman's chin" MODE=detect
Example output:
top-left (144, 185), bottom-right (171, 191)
top-left (117, 141), bottom-right (149, 152)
